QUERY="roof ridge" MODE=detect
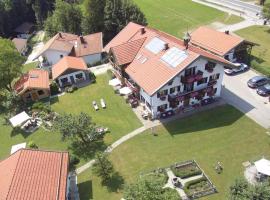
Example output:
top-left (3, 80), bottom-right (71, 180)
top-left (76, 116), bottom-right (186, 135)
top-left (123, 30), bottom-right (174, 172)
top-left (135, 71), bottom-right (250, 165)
top-left (111, 37), bottom-right (147, 49)
top-left (6, 150), bottom-right (22, 199)
top-left (56, 153), bottom-right (65, 200)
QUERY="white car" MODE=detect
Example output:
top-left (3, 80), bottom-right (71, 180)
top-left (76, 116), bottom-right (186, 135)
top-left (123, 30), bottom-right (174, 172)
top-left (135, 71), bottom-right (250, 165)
top-left (224, 63), bottom-right (249, 75)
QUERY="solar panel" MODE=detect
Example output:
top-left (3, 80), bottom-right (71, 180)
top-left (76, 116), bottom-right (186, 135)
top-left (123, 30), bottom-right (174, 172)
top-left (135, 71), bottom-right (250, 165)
top-left (161, 47), bottom-right (188, 68)
top-left (145, 37), bottom-right (166, 54)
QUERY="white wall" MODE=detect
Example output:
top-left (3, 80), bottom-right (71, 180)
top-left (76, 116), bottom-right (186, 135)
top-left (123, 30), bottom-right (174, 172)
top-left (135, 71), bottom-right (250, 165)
top-left (138, 57), bottom-right (225, 118)
top-left (57, 70), bottom-right (86, 87)
top-left (43, 49), bottom-right (70, 65)
top-left (82, 53), bottom-right (102, 65)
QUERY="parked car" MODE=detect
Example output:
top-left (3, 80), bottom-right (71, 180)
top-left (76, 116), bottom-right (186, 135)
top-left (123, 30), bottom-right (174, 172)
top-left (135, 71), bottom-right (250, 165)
top-left (224, 63), bottom-right (249, 75)
top-left (256, 83), bottom-right (270, 96)
top-left (247, 76), bottom-right (269, 88)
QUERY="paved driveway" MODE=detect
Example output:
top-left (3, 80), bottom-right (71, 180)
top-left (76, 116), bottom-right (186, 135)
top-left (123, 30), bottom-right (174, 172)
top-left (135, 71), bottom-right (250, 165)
top-left (222, 70), bottom-right (270, 129)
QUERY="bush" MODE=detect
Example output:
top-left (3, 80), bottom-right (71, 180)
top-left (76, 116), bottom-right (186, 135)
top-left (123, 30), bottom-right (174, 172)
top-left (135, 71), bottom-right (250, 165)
top-left (172, 164), bottom-right (202, 179)
top-left (50, 81), bottom-right (60, 95)
top-left (65, 85), bottom-right (78, 93)
top-left (89, 72), bottom-right (96, 83)
top-left (28, 141), bottom-right (38, 149)
top-left (70, 155), bottom-right (80, 170)
top-left (32, 102), bottom-right (51, 113)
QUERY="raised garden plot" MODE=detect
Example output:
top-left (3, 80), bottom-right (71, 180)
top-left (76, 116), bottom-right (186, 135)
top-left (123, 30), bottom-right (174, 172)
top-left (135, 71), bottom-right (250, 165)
top-left (171, 161), bottom-right (202, 179)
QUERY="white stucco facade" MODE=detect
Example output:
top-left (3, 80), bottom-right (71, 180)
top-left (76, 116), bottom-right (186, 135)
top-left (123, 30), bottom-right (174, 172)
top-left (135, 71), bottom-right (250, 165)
top-left (57, 70), bottom-right (87, 87)
top-left (138, 57), bottom-right (224, 118)
top-left (42, 49), bottom-right (70, 65)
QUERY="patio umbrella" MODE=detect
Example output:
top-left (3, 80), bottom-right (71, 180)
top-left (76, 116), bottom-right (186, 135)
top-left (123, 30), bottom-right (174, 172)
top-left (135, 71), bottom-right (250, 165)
top-left (119, 87), bottom-right (132, 95)
top-left (109, 78), bottom-right (121, 86)
top-left (9, 111), bottom-right (31, 127)
top-left (255, 158), bottom-right (270, 176)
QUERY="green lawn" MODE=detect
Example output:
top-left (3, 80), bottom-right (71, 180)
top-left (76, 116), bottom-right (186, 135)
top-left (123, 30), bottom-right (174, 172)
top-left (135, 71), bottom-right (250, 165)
top-left (236, 26), bottom-right (270, 76)
top-left (22, 62), bottom-right (39, 73)
top-left (78, 105), bottom-right (270, 200)
top-left (133, 0), bottom-right (243, 38)
top-left (0, 74), bottom-right (141, 164)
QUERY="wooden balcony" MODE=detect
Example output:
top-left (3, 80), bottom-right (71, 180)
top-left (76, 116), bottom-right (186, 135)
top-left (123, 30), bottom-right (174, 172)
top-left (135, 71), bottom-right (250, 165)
top-left (181, 71), bottom-right (203, 84)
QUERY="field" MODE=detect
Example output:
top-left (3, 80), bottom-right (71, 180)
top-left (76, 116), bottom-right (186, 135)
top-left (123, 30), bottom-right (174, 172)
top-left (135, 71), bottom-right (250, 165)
top-left (133, 0), bottom-right (243, 37)
top-left (78, 105), bottom-right (270, 200)
top-left (236, 25), bottom-right (270, 76)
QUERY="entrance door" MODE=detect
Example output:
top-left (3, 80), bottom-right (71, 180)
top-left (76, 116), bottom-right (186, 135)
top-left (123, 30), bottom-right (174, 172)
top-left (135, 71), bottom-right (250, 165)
top-left (70, 76), bottom-right (75, 84)
top-left (184, 98), bottom-right (190, 107)
top-left (32, 92), bottom-right (39, 101)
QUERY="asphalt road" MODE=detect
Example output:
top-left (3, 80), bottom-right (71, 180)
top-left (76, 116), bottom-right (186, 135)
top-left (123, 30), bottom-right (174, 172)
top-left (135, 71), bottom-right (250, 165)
top-left (222, 70), bottom-right (270, 129)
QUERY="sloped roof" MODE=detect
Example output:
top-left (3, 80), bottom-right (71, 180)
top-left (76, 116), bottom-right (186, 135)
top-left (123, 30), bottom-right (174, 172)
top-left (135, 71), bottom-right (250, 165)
top-left (106, 22), bottom-right (232, 96)
top-left (14, 69), bottom-right (50, 95)
top-left (0, 149), bottom-right (69, 200)
top-left (12, 38), bottom-right (27, 53)
top-left (111, 37), bottom-right (146, 66)
top-left (52, 56), bottom-right (88, 79)
top-left (14, 22), bottom-right (34, 34)
top-left (190, 26), bottom-right (243, 56)
top-left (73, 32), bottom-right (103, 57)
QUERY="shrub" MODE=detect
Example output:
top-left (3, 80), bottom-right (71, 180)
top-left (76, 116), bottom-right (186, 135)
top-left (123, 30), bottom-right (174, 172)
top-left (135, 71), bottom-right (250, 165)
top-left (28, 141), bottom-right (38, 149)
top-left (65, 85), bottom-right (78, 93)
top-left (89, 72), bottom-right (96, 83)
top-left (50, 81), bottom-right (60, 95)
top-left (70, 155), bottom-right (80, 170)
top-left (172, 164), bottom-right (202, 179)
top-left (32, 102), bottom-right (51, 113)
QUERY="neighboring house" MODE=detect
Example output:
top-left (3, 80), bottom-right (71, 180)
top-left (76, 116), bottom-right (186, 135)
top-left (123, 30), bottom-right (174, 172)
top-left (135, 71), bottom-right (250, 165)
top-left (190, 26), bottom-right (255, 63)
top-left (52, 56), bottom-right (90, 88)
top-left (0, 149), bottom-right (69, 200)
top-left (12, 38), bottom-right (28, 56)
top-left (35, 32), bottom-right (103, 67)
top-left (105, 22), bottom-right (233, 119)
top-left (14, 22), bottom-right (34, 39)
top-left (14, 69), bottom-right (50, 102)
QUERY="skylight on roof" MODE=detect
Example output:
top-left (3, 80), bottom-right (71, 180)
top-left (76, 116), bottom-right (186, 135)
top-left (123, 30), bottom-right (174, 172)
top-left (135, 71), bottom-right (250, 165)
top-left (161, 47), bottom-right (188, 68)
top-left (145, 37), bottom-right (166, 54)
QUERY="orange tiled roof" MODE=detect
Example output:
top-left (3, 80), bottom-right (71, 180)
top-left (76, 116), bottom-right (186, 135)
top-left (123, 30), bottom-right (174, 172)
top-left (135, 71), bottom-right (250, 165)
top-left (73, 32), bottom-right (103, 57)
top-left (111, 37), bottom-right (146, 66)
top-left (52, 56), bottom-right (88, 79)
top-left (14, 69), bottom-right (50, 94)
top-left (106, 22), bottom-right (232, 96)
top-left (12, 38), bottom-right (27, 53)
top-left (0, 149), bottom-right (69, 200)
top-left (190, 26), bottom-right (243, 56)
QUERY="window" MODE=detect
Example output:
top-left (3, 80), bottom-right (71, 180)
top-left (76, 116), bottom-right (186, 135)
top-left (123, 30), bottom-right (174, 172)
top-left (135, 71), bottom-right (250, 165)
top-left (170, 87), bottom-right (176, 94)
top-left (61, 77), bottom-right (68, 83)
top-left (37, 90), bottom-right (44, 95)
top-left (197, 77), bottom-right (207, 85)
top-left (185, 67), bottom-right (195, 76)
top-left (209, 73), bottom-right (220, 82)
top-left (75, 73), bottom-right (83, 79)
top-left (157, 90), bottom-right (168, 98)
top-left (140, 95), bottom-right (145, 103)
top-left (214, 88), bottom-right (217, 94)
top-left (60, 54), bottom-right (63, 58)
top-left (168, 80), bottom-right (173, 86)
top-left (157, 104), bottom-right (167, 112)
top-left (184, 83), bottom-right (194, 92)
top-left (177, 86), bottom-right (181, 92)
top-left (146, 101), bottom-right (151, 109)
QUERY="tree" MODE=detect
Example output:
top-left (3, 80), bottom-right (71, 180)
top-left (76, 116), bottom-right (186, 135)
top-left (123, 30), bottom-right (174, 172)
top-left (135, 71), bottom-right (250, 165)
top-left (229, 178), bottom-right (270, 200)
top-left (81, 0), bottom-right (105, 34)
top-left (0, 38), bottom-right (24, 91)
top-left (263, 3), bottom-right (270, 20)
top-left (92, 152), bottom-right (115, 183)
top-left (44, 0), bottom-right (82, 37)
top-left (124, 173), bottom-right (179, 200)
top-left (104, 0), bottom-right (147, 43)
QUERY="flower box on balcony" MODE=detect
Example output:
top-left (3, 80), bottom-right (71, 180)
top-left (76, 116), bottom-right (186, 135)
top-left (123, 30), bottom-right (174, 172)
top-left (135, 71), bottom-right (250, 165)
top-left (160, 96), bottom-right (166, 101)
top-left (207, 80), bottom-right (217, 87)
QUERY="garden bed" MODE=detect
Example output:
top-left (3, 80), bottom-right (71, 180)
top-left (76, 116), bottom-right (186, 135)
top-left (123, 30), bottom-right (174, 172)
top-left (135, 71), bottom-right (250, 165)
top-left (171, 161), bottom-right (202, 179)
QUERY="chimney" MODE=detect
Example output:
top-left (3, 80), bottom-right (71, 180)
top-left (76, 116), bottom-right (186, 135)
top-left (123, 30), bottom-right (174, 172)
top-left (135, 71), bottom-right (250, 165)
top-left (164, 43), bottom-right (169, 50)
top-left (59, 32), bottom-right (62, 38)
top-left (183, 32), bottom-right (191, 50)
top-left (225, 30), bottom-right (229, 35)
top-left (79, 36), bottom-right (84, 43)
top-left (141, 27), bottom-right (146, 34)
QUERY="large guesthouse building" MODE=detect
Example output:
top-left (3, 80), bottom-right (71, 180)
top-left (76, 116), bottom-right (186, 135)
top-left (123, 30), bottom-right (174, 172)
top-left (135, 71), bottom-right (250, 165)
top-left (105, 22), bottom-right (233, 119)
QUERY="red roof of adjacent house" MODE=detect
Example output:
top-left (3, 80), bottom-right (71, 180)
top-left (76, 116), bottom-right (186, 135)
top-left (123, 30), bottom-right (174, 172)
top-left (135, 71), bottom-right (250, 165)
top-left (105, 22), bottom-right (233, 96)
top-left (0, 149), bottom-right (69, 200)
top-left (190, 26), bottom-right (243, 56)
top-left (12, 38), bottom-right (27, 53)
top-left (14, 69), bottom-right (50, 95)
top-left (73, 32), bottom-right (103, 57)
top-left (52, 56), bottom-right (88, 79)
top-left (35, 32), bottom-right (103, 60)
top-left (110, 37), bottom-right (146, 66)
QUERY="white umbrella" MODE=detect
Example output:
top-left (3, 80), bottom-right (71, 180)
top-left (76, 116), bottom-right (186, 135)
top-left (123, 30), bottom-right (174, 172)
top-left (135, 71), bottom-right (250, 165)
top-left (119, 87), bottom-right (132, 95)
top-left (109, 78), bottom-right (121, 86)
top-left (255, 158), bottom-right (270, 176)
top-left (9, 111), bottom-right (31, 127)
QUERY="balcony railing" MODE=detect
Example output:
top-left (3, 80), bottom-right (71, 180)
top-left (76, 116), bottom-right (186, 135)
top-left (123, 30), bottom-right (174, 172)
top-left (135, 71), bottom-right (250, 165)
top-left (124, 78), bottom-right (139, 93)
top-left (207, 80), bottom-right (217, 87)
top-left (181, 71), bottom-right (203, 84)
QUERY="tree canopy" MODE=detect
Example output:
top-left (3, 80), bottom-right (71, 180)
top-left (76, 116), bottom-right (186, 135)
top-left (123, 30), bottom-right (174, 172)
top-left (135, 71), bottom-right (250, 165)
top-left (44, 0), bottom-right (82, 37)
top-left (263, 3), bottom-right (270, 19)
top-left (0, 38), bottom-right (24, 91)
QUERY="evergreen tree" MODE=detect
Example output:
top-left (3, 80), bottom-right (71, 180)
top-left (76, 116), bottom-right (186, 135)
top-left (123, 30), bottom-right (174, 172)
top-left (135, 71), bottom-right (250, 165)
top-left (82, 0), bottom-right (105, 34)
top-left (263, 2), bottom-right (270, 19)
top-left (92, 152), bottom-right (114, 183)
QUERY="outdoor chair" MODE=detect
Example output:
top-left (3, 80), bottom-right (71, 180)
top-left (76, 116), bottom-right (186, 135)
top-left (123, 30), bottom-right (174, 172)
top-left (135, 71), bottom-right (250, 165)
top-left (100, 99), bottom-right (106, 109)
top-left (92, 101), bottom-right (99, 111)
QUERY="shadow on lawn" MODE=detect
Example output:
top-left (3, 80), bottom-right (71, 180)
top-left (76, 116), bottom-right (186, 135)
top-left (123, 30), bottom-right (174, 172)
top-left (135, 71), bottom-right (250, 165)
top-left (10, 127), bottom-right (34, 138)
top-left (104, 172), bottom-right (125, 192)
top-left (78, 180), bottom-right (93, 200)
